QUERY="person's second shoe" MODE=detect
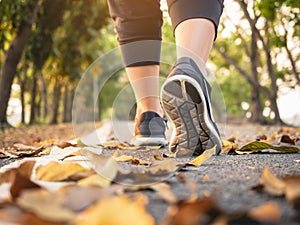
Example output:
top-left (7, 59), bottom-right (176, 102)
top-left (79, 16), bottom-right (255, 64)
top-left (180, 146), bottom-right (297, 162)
top-left (131, 111), bottom-right (168, 146)
top-left (160, 57), bottom-right (222, 156)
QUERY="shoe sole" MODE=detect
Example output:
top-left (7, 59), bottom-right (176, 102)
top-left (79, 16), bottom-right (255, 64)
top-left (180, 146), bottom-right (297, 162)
top-left (130, 136), bottom-right (168, 146)
top-left (161, 75), bottom-right (221, 155)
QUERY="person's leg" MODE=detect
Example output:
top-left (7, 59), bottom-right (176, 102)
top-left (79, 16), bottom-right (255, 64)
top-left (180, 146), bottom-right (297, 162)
top-left (107, 0), bottom-right (163, 118)
top-left (107, 0), bottom-right (167, 145)
top-left (161, 0), bottom-right (224, 155)
top-left (169, 0), bottom-right (224, 69)
top-left (175, 18), bottom-right (215, 68)
top-left (125, 65), bottom-right (163, 118)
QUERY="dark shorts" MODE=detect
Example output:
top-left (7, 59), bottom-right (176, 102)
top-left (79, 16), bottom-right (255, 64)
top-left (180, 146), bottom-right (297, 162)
top-left (107, 0), bottom-right (224, 66)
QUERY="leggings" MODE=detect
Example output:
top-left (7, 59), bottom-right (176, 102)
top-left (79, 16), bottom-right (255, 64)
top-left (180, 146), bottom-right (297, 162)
top-left (107, 0), bottom-right (224, 67)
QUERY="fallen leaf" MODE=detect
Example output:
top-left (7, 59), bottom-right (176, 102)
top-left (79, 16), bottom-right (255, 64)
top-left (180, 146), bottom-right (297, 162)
top-left (150, 183), bottom-right (177, 204)
top-left (147, 159), bottom-right (180, 175)
top-left (282, 176), bottom-right (300, 209)
top-left (80, 149), bottom-right (118, 181)
top-left (0, 144), bottom-right (48, 159)
top-left (226, 136), bottom-right (236, 142)
top-left (130, 158), bottom-right (151, 166)
top-left (59, 150), bottom-right (82, 161)
top-left (221, 140), bottom-right (239, 154)
top-left (258, 134), bottom-right (267, 141)
top-left (113, 154), bottom-right (133, 162)
top-left (259, 166), bottom-right (285, 196)
top-left (0, 202), bottom-right (62, 225)
top-left (248, 202), bottom-right (281, 224)
top-left (18, 189), bottom-right (75, 223)
top-left (36, 161), bottom-right (93, 182)
top-left (237, 141), bottom-right (300, 154)
top-left (61, 185), bottom-right (118, 212)
top-left (78, 174), bottom-right (111, 188)
top-left (0, 161), bottom-right (40, 199)
top-left (75, 194), bottom-right (155, 225)
top-left (187, 146), bottom-right (216, 166)
top-left (56, 142), bottom-right (77, 149)
top-left (162, 197), bottom-right (222, 225)
top-left (280, 134), bottom-right (296, 145)
top-left (153, 153), bottom-right (162, 160)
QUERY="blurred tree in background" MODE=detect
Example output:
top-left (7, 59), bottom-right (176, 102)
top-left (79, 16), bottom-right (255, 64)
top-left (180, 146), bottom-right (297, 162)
top-left (212, 0), bottom-right (299, 124)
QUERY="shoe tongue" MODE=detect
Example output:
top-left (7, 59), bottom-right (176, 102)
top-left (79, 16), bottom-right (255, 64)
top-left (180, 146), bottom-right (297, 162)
top-left (141, 111), bottom-right (160, 121)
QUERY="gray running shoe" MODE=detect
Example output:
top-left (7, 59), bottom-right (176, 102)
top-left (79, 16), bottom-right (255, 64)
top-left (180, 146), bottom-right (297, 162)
top-left (160, 57), bottom-right (221, 156)
top-left (131, 111), bottom-right (168, 146)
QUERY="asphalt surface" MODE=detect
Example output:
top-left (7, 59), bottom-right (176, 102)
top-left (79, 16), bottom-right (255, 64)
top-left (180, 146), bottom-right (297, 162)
top-left (144, 153), bottom-right (300, 224)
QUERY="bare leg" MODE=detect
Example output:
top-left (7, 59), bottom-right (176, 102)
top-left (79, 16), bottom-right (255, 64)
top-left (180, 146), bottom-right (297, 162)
top-left (126, 65), bottom-right (163, 118)
top-left (175, 18), bottom-right (215, 71)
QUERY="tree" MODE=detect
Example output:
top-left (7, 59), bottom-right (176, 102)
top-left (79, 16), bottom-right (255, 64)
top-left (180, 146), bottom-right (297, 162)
top-left (213, 0), bottom-right (299, 124)
top-left (0, 0), bottom-right (40, 128)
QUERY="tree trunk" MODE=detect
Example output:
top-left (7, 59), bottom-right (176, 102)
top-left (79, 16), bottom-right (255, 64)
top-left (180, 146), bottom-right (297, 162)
top-left (264, 23), bottom-right (282, 124)
top-left (39, 72), bottom-right (48, 122)
top-left (249, 29), bottom-right (265, 124)
top-left (19, 63), bottom-right (29, 124)
top-left (0, 0), bottom-right (40, 128)
top-left (29, 74), bottom-right (38, 124)
top-left (50, 77), bottom-right (62, 124)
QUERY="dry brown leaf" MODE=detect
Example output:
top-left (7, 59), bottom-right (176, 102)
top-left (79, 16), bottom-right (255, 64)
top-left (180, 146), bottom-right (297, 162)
top-left (56, 142), bottom-right (77, 149)
top-left (1, 144), bottom-right (48, 159)
top-left (78, 174), bottom-right (111, 188)
top-left (61, 185), bottom-right (118, 212)
top-left (113, 154), bottom-right (133, 162)
top-left (150, 183), bottom-right (177, 204)
top-left (259, 167), bottom-right (285, 196)
top-left (147, 159), bottom-right (180, 175)
top-left (226, 136), bottom-right (236, 142)
top-left (10, 168), bottom-right (40, 199)
top-left (0, 202), bottom-right (62, 225)
top-left (221, 140), bottom-right (239, 154)
top-left (131, 158), bottom-right (151, 166)
top-left (248, 202), bottom-right (281, 224)
top-left (75, 194), bottom-right (155, 225)
top-left (36, 161), bottom-right (92, 182)
top-left (18, 189), bottom-right (75, 223)
top-left (0, 161), bottom-right (40, 199)
top-left (59, 150), bottom-right (82, 161)
top-left (162, 198), bottom-right (222, 225)
top-left (80, 149), bottom-right (118, 181)
top-left (187, 146), bottom-right (216, 166)
top-left (282, 176), bottom-right (300, 209)
top-left (280, 134), bottom-right (296, 145)
top-left (153, 153), bottom-right (162, 160)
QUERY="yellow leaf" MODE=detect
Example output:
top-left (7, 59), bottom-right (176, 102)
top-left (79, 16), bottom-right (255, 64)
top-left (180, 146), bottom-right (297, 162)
top-left (80, 149), bottom-right (119, 181)
top-left (221, 139), bottom-right (239, 154)
top-left (248, 202), bottom-right (281, 224)
top-left (78, 174), bottom-right (111, 188)
top-left (36, 161), bottom-right (92, 182)
top-left (260, 167), bottom-right (285, 196)
top-left (188, 146), bottom-right (216, 166)
top-left (75, 194), bottom-right (155, 225)
top-left (113, 154), bottom-right (133, 162)
top-left (18, 189), bottom-right (75, 223)
top-left (282, 176), bottom-right (300, 208)
top-left (147, 159), bottom-right (180, 175)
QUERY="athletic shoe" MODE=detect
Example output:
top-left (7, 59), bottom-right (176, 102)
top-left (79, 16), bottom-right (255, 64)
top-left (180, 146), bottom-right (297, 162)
top-left (131, 111), bottom-right (168, 146)
top-left (160, 57), bottom-right (221, 156)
